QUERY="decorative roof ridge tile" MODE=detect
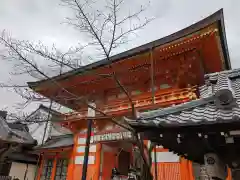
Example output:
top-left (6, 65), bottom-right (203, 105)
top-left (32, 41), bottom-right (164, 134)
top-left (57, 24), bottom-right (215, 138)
top-left (204, 68), bottom-right (240, 81)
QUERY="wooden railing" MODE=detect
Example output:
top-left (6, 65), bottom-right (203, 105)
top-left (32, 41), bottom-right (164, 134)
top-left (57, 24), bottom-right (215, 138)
top-left (64, 87), bottom-right (197, 120)
top-left (103, 87), bottom-right (197, 114)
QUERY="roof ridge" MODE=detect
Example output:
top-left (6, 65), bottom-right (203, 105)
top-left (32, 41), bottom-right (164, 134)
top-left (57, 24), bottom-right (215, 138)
top-left (205, 68), bottom-right (240, 80)
top-left (140, 96), bottom-right (214, 120)
top-left (38, 104), bottom-right (63, 116)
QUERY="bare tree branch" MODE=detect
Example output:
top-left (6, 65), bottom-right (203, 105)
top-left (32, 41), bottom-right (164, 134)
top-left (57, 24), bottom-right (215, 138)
top-left (0, 0), bottom-right (154, 178)
top-left (0, 40), bottom-right (131, 130)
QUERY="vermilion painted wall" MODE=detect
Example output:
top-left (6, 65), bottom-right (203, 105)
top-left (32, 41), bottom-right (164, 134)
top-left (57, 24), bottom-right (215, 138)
top-left (37, 135), bottom-right (233, 180)
top-left (70, 134), bottom-right (101, 180)
top-left (101, 151), bottom-right (116, 180)
top-left (69, 136), bottom-right (233, 180)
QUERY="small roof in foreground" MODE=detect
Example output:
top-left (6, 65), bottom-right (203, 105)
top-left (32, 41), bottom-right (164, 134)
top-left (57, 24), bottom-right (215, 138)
top-left (25, 104), bottom-right (63, 122)
top-left (7, 152), bottom-right (38, 164)
top-left (126, 68), bottom-right (240, 128)
top-left (126, 69), bottom-right (240, 165)
top-left (0, 116), bottom-right (36, 145)
top-left (35, 134), bottom-right (73, 150)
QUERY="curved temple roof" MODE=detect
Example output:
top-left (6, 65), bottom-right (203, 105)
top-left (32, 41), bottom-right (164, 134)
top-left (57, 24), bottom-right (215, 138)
top-left (0, 116), bottom-right (36, 145)
top-left (34, 134), bottom-right (73, 150)
top-left (28, 9), bottom-right (230, 93)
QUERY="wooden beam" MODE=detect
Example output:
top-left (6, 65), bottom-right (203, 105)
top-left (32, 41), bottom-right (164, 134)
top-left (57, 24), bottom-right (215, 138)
top-left (150, 48), bottom-right (155, 104)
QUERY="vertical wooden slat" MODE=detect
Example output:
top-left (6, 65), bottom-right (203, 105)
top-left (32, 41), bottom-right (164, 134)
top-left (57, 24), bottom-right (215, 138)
top-left (180, 158), bottom-right (189, 180)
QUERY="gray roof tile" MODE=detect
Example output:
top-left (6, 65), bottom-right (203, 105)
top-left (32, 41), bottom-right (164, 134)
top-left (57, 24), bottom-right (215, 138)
top-left (35, 135), bottom-right (73, 149)
top-left (0, 117), bottom-right (35, 145)
top-left (127, 68), bottom-right (240, 127)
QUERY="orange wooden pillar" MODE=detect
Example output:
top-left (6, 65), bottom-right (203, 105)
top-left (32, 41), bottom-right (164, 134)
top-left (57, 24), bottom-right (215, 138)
top-left (51, 154), bottom-right (58, 180)
top-left (179, 158), bottom-right (187, 180)
top-left (94, 143), bottom-right (102, 179)
top-left (179, 158), bottom-right (194, 180)
top-left (226, 168), bottom-right (232, 180)
top-left (66, 151), bottom-right (75, 180)
top-left (187, 160), bottom-right (194, 180)
top-left (67, 135), bottom-right (78, 180)
top-left (37, 155), bottom-right (44, 180)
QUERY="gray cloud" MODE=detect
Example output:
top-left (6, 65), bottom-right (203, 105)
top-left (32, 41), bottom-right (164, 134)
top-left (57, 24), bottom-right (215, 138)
top-left (0, 0), bottom-right (240, 112)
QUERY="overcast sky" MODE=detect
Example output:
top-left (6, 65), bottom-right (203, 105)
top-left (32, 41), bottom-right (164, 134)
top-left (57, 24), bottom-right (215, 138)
top-left (0, 0), bottom-right (240, 113)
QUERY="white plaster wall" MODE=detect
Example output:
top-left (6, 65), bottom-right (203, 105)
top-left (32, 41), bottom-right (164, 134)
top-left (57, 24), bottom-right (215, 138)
top-left (27, 109), bottom-right (52, 145)
top-left (9, 162), bottom-right (36, 180)
top-left (29, 121), bottom-right (50, 145)
top-left (28, 109), bottom-right (71, 145)
top-left (151, 151), bottom-right (180, 162)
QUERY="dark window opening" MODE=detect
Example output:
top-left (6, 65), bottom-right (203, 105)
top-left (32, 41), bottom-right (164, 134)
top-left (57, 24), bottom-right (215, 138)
top-left (118, 150), bottom-right (131, 176)
top-left (0, 161), bottom-right (11, 176)
top-left (232, 169), bottom-right (240, 180)
top-left (55, 159), bottom-right (68, 180)
top-left (41, 159), bottom-right (53, 180)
